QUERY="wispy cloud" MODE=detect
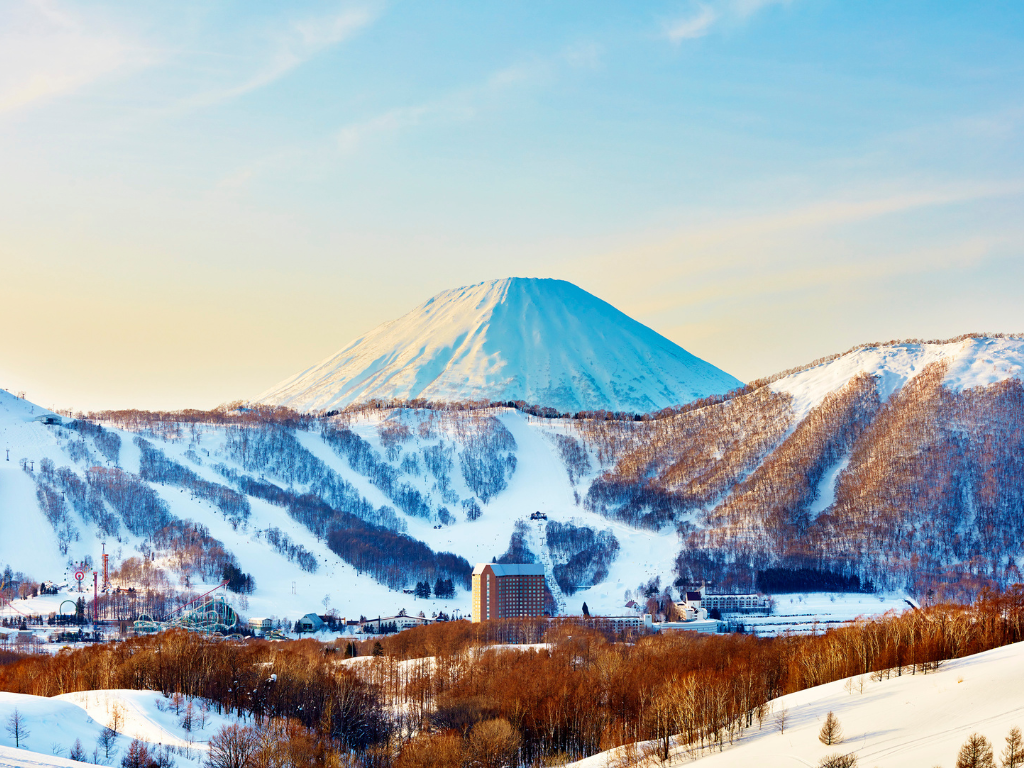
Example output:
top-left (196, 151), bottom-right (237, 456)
top-left (569, 179), bottom-right (1024, 310)
top-left (337, 103), bottom-right (452, 153)
top-left (667, 5), bottom-right (718, 42)
top-left (666, 0), bottom-right (793, 43)
top-left (0, 0), bottom-right (142, 115)
top-left (335, 52), bottom-right (566, 153)
top-left (731, 0), bottom-right (793, 19)
top-left (181, 6), bottom-right (376, 110)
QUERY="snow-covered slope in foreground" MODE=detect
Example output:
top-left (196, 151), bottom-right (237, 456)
top-left (256, 278), bottom-right (742, 414)
top-left (571, 640), bottom-right (1024, 768)
top-left (0, 689), bottom-right (242, 768)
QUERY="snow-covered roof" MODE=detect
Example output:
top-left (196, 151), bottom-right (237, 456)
top-left (473, 563), bottom-right (546, 577)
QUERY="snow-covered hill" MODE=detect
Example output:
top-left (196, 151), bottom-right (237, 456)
top-left (570, 639), bottom-right (1024, 768)
top-left (0, 688), bottom-right (243, 768)
top-left (0, 386), bottom-right (675, 624)
top-left (255, 277), bottom-right (743, 414)
top-left (4, 334), bottom-right (1024, 629)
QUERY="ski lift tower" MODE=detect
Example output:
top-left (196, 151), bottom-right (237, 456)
top-left (101, 543), bottom-right (110, 592)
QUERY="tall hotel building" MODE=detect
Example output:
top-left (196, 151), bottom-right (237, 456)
top-left (471, 563), bottom-right (546, 621)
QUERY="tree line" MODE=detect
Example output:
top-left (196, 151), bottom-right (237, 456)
top-left (2, 588), bottom-right (1022, 767)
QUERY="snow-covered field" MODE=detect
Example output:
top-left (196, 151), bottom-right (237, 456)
top-left (0, 689), bottom-right (240, 768)
top-left (736, 593), bottom-right (915, 637)
top-left (570, 639), bottom-right (1024, 768)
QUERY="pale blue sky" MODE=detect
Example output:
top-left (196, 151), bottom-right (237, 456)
top-left (1, 1), bottom-right (1022, 409)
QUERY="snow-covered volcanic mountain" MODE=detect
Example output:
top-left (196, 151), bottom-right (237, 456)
top-left (255, 277), bottom-right (743, 413)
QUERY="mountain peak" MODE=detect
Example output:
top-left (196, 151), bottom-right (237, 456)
top-left (255, 278), bottom-right (742, 413)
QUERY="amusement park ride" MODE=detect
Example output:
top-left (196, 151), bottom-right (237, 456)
top-left (61, 544), bottom-right (241, 635)
top-left (133, 580), bottom-right (239, 635)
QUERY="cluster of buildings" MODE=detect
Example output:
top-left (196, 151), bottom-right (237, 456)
top-left (247, 611), bottom-right (437, 638)
top-left (470, 564), bottom-right (768, 633)
top-left (245, 567), bottom-right (770, 639)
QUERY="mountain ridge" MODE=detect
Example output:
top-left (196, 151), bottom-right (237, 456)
top-left (3, 332), bottom-right (1024, 622)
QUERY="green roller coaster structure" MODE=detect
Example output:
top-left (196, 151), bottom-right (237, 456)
top-left (134, 583), bottom-right (239, 635)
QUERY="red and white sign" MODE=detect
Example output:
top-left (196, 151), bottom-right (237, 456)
top-left (74, 570), bottom-right (85, 582)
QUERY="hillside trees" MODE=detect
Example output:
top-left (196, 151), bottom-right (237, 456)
top-left (545, 520), bottom-right (619, 595)
top-left (456, 417), bottom-right (518, 503)
top-left (496, 520), bottom-right (537, 564)
top-left (262, 527), bottom-right (319, 573)
top-left (583, 387), bottom-right (794, 529)
top-left (700, 373), bottom-right (880, 573)
top-left (550, 433), bottom-right (591, 485)
top-left (821, 365), bottom-right (1024, 595)
top-left (66, 419), bottom-right (121, 465)
top-left (322, 425), bottom-right (433, 519)
top-left (137, 439), bottom-right (250, 526)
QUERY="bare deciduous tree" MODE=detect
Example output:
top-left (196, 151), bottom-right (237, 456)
top-left (69, 739), bottom-right (87, 762)
top-left (5, 708), bottom-right (29, 748)
top-left (111, 702), bottom-right (125, 733)
top-left (467, 718), bottom-right (520, 768)
top-left (774, 704), bottom-right (789, 735)
top-left (98, 727), bottom-right (119, 760)
top-left (818, 754), bottom-right (857, 768)
top-left (207, 724), bottom-right (258, 768)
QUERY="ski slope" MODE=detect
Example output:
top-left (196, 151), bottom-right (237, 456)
top-left (255, 277), bottom-right (743, 414)
top-left (570, 640), bottom-right (1024, 768)
top-left (0, 385), bottom-right (673, 624)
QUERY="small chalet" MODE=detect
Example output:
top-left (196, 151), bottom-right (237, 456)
top-left (298, 613), bottom-right (325, 633)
